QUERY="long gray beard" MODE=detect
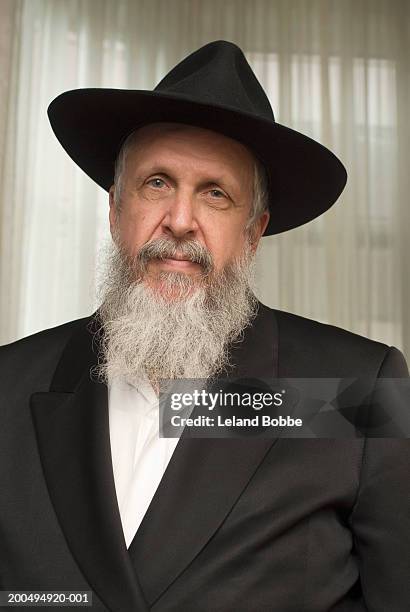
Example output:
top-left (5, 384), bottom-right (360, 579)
top-left (94, 238), bottom-right (258, 387)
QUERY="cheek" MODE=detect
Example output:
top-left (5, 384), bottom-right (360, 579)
top-left (117, 207), bottom-right (159, 252)
top-left (208, 226), bottom-right (248, 268)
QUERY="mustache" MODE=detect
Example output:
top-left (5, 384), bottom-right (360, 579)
top-left (136, 237), bottom-right (214, 275)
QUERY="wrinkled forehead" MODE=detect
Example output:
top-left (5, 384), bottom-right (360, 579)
top-left (127, 121), bottom-right (252, 149)
top-left (120, 122), bottom-right (257, 172)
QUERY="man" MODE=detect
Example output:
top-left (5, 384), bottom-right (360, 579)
top-left (1, 40), bottom-right (409, 611)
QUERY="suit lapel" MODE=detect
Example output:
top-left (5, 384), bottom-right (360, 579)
top-left (127, 302), bottom-right (280, 605)
top-left (30, 317), bottom-right (149, 612)
top-left (30, 302), bottom-right (279, 609)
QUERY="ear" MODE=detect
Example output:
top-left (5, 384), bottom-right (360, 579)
top-left (108, 186), bottom-right (117, 237)
top-left (249, 210), bottom-right (270, 253)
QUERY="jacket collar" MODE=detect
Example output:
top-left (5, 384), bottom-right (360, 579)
top-left (31, 301), bottom-right (278, 610)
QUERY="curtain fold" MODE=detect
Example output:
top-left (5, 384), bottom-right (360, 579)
top-left (0, 0), bottom-right (408, 359)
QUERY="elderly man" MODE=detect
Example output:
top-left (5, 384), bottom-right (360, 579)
top-left (1, 41), bottom-right (410, 612)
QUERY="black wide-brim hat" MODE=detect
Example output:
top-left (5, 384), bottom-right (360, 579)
top-left (48, 40), bottom-right (347, 236)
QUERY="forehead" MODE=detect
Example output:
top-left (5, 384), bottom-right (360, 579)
top-left (122, 123), bottom-right (256, 178)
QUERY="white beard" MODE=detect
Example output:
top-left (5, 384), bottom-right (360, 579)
top-left (94, 235), bottom-right (258, 388)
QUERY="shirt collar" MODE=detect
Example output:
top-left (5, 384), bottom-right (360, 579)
top-left (131, 376), bottom-right (158, 406)
top-left (109, 375), bottom-right (159, 415)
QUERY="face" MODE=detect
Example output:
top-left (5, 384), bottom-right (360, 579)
top-left (109, 123), bottom-right (270, 295)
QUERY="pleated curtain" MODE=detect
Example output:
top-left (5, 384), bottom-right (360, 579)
top-left (0, 0), bottom-right (409, 360)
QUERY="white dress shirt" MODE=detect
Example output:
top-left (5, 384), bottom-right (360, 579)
top-left (108, 376), bottom-right (179, 548)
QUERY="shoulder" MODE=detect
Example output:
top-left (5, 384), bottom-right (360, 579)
top-left (272, 305), bottom-right (385, 352)
top-left (0, 316), bottom-right (92, 357)
top-left (259, 303), bottom-right (408, 377)
top-left (0, 316), bottom-right (93, 392)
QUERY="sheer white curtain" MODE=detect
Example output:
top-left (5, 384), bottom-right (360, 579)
top-left (1, 0), bottom-right (409, 359)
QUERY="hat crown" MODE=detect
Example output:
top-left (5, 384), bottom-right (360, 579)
top-left (154, 40), bottom-right (275, 121)
top-left (47, 40), bottom-right (347, 236)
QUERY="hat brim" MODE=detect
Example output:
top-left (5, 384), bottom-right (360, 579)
top-left (48, 88), bottom-right (347, 236)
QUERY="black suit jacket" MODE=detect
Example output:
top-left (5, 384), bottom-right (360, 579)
top-left (1, 302), bottom-right (410, 611)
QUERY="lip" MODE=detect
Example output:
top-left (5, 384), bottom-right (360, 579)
top-left (161, 258), bottom-right (199, 268)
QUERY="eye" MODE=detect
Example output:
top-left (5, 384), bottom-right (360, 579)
top-left (204, 186), bottom-right (231, 209)
top-left (209, 188), bottom-right (226, 198)
top-left (147, 177), bottom-right (166, 188)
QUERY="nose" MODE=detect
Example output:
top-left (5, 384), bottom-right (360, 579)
top-left (161, 188), bottom-right (199, 239)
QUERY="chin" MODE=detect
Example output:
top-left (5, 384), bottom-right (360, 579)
top-left (144, 275), bottom-right (200, 301)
